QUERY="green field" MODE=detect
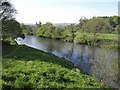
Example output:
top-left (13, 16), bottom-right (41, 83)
top-left (75, 32), bottom-right (118, 41)
top-left (2, 43), bottom-right (108, 89)
top-left (97, 33), bottom-right (118, 41)
top-left (74, 32), bottom-right (118, 47)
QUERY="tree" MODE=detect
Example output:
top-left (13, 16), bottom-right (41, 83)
top-left (51, 26), bottom-right (62, 39)
top-left (36, 22), bottom-right (55, 38)
top-left (36, 21), bottom-right (41, 27)
top-left (2, 19), bottom-right (23, 40)
top-left (82, 17), bottom-right (110, 45)
top-left (0, 0), bottom-right (17, 21)
top-left (108, 16), bottom-right (120, 33)
top-left (79, 17), bottom-right (88, 29)
top-left (20, 24), bottom-right (33, 35)
top-left (114, 25), bottom-right (120, 34)
top-left (1, 0), bottom-right (24, 41)
top-left (62, 24), bottom-right (76, 42)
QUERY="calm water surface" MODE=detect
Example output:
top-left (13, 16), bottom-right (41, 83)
top-left (16, 36), bottom-right (119, 88)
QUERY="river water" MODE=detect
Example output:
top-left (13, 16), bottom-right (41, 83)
top-left (16, 35), bottom-right (119, 88)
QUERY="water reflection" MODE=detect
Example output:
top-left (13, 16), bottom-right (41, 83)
top-left (18, 36), bottom-right (118, 88)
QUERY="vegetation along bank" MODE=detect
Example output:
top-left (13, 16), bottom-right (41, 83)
top-left (2, 42), bottom-right (109, 89)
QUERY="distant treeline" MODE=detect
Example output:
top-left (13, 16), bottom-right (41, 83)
top-left (21, 16), bottom-right (119, 45)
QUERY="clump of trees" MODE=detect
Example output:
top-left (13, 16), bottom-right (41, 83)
top-left (20, 22), bottom-right (41, 36)
top-left (81, 16), bottom-right (119, 34)
top-left (36, 22), bottom-right (63, 39)
top-left (36, 16), bottom-right (119, 45)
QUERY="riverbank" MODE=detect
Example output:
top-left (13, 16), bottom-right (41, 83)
top-left (2, 42), bottom-right (108, 89)
top-left (36, 33), bottom-right (118, 49)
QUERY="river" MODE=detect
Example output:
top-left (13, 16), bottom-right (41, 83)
top-left (16, 35), bottom-right (119, 88)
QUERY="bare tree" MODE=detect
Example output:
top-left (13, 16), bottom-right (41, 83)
top-left (36, 21), bottom-right (41, 27)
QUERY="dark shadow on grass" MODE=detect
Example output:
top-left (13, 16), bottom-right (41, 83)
top-left (2, 42), bottom-right (74, 69)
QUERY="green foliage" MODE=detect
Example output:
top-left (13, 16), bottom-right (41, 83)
top-left (2, 59), bottom-right (103, 89)
top-left (62, 24), bottom-right (76, 42)
top-left (82, 17), bottom-right (109, 33)
top-left (20, 23), bottom-right (34, 35)
top-left (0, 0), bottom-right (24, 41)
top-left (2, 44), bottom-right (105, 89)
top-left (36, 24), bottom-right (46, 36)
top-left (74, 31), bottom-right (118, 46)
top-left (35, 16), bottom-right (119, 47)
top-left (114, 25), bottom-right (120, 34)
top-left (79, 17), bottom-right (88, 29)
top-left (109, 16), bottom-right (120, 31)
top-left (36, 22), bottom-right (55, 38)
top-left (5, 40), bottom-right (17, 45)
top-left (2, 19), bottom-right (23, 40)
top-left (74, 31), bottom-right (92, 45)
top-left (51, 26), bottom-right (62, 39)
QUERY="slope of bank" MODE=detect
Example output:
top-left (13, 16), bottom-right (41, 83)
top-left (2, 43), bottom-right (108, 89)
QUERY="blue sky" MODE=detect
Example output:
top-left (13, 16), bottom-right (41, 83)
top-left (12, 0), bottom-right (119, 24)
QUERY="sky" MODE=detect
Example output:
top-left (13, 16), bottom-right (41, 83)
top-left (11, 0), bottom-right (119, 24)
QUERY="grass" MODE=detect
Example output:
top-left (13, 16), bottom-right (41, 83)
top-left (97, 33), bottom-right (118, 41)
top-left (75, 32), bottom-right (118, 41)
top-left (2, 44), bottom-right (73, 69)
top-left (2, 43), bottom-right (108, 89)
top-left (74, 32), bottom-right (118, 48)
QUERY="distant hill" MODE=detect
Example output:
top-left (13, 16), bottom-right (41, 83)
top-left (53, 23), bottom-right (74, 28)
top-left (24, 23), bottom-right (75, 30)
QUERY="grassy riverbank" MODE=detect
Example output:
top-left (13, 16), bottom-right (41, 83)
top-left (74, 33), bottom-right (118, 48)
top-left (37, 32), bottom-right (118, 48)
top-left (2, 43), bottom-right (108, 89)
top-left (74, 33), bottom-right (118, 42)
